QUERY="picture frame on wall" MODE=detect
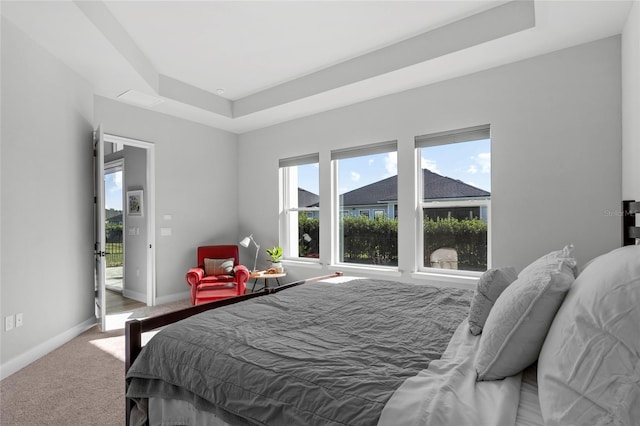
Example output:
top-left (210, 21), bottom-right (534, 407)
top-left (127, 190), bottom-right (143, 217)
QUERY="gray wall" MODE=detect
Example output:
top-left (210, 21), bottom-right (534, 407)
top-left (238, 37), bottom-right (623, 279)
top-left (1, 19), bottom-right (95, 367)
top-left (94, 97), bottom-right (239, 302)
top-left (123, 146), bottom-right (148, 300)
top-left (623, 1), bottom-right (640, 202)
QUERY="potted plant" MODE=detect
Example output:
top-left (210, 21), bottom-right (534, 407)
top-left (266, 246), bottom-right (284, 273)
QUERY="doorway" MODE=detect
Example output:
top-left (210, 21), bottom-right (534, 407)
top-left (96, 132), bottom-right (156, 330)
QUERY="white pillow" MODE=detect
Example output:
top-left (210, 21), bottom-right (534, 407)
top-left (204, 257), bottom-right (234, 276)
top-left (474, 246), bottom-right (576, 381)
top-left (468, 267), bottom-right (518, 335)
top-left (538, 245), bottom-right (640, 426)
top-left (518, 244), bottom-right (576, 278)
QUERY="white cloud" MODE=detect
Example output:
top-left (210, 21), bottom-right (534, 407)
top-left (467, 152), bottom-right (490, 175)
top-left (109, 171), bottom-right (122, 192)
top-left (350, 171), bottom-right (361, 182)
top-left (477, 152), bottom-right (491, 174)
top-left (368, 158), bottom-right (375, 166)
top-left (421, 156), bottom-right (440, 174)
top-left (384, 152), bottom-right (397, 176)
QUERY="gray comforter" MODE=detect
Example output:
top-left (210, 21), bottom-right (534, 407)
top-left (127, 278), bottom-right (472, 425)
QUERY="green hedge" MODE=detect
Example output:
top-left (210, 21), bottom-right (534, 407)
top-left (340, 216), bottom-right (398, 265)
top-left (424, 217), bottom-right (487, 271)
top-left (299, 214), bottom-right (487, 270)
top-left (298, 214), bottom-right (319, 257)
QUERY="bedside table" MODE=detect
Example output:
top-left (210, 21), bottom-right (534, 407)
top-left (249, 272), bottom-right (287, 292)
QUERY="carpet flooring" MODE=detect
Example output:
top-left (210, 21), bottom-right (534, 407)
top-left (0, 299), bottom-right (191, 425)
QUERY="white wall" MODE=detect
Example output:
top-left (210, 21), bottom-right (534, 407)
top-left (1, 19), bottom-right (95, 375)
top-left (122, 146), bottom-right (148, 300)
top-left (623, 1), bottom-right (640, 201)
top-left (238, 37), bottom-right (622, 281)
top-left (94, 97), bottom-right (239, 302)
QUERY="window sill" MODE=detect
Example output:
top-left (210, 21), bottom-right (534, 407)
top-left (411, 271), bottom-right (479, 290)
top-left (281, 259), bottom-right (323, 269)
top-left (328, 263), bottom-right (402, 278)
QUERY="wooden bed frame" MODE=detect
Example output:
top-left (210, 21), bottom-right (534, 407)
top-left (124, 201), bottom-right (639, 425)
top-left (623, 199), bottom-right (640, 246)
top-left (124, 272), bottom-right (343, 425)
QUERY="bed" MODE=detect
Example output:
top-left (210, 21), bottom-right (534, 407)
top-left (125, 200), bottom-right (640, 426)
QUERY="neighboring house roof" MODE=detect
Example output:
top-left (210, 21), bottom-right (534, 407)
top-left (340, 169), bottom-right (490, 206)
top-left (298, 170), bottom-right (490, 208)
top-left (298, 188), bottom-right (320, 208)
top-left (419, 170), bottom-right (490, 200)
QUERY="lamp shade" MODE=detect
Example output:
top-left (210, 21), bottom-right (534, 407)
top-left (239, 234), bottom-right (260, 272)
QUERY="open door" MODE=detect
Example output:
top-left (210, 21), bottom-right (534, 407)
top-left (94, 125), bottom-right (107, 331)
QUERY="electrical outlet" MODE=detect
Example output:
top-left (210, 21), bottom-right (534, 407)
top-left (5, 315), bottom-right (15, 331)
top-left (16, 313), bottom-right (23, 327)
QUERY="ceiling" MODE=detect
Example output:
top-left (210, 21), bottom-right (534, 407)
top-left (1, 1), bottom-right (634, 134)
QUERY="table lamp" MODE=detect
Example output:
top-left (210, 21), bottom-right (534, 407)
top-left (239, 234), bottom-right (260, 272)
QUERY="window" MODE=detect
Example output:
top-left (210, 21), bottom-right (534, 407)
top-left (332, 141), bottom-right (398, 267)
top-left (416, 125), bottom-right (491, 272)
top-left (279, 154), bottom-right (320, 259)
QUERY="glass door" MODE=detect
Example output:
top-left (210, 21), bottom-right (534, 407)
top-left (104, 160), bottom-right (124, 294)
top-left (93, 126), bottom-right (106, 331)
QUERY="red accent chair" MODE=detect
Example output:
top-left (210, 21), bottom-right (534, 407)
top-left (185, 245), bottom-right (250, 306)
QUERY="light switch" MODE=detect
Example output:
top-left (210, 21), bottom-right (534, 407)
top-left (128, 227), bottom-right (136, 236)
top-left (163, 214), bottom-right (172, 221)
top-left (5, 315), bottom-right (14, 331)
top-left (160, 227), bottom-right (172, 236)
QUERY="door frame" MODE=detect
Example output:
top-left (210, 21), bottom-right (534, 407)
top-left (104, 133), bottom-right (157, 306)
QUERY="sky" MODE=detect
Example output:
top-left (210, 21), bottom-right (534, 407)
top-left (298, 139), bottom-right (491, 195)
top-left (105, 170), bottom-right (123, 210)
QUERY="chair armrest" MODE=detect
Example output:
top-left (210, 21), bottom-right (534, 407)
top-left (186, 267), bottom-right (205, 287)
top-left (234, 265), bottom-right (249, 295)
top-left (186, 267), bottom-right (205, 306)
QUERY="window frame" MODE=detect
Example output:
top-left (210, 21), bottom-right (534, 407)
top-left (415, 125), bottom-right (492, 276)
top-left (279, 154), bottom-right (321, 263)
top-left (330, 140), bottom-right (399, 271)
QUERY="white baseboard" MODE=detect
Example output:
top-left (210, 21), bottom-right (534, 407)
top-left (0, 317), bottom-right (96, 381)
top-left (123, 288), bottom-right (146, 303)
top-left (155, 290), bottom-right (190, 306)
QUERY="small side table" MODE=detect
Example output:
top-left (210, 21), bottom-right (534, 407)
top-left (250, 272), bottom-right (287, 292)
